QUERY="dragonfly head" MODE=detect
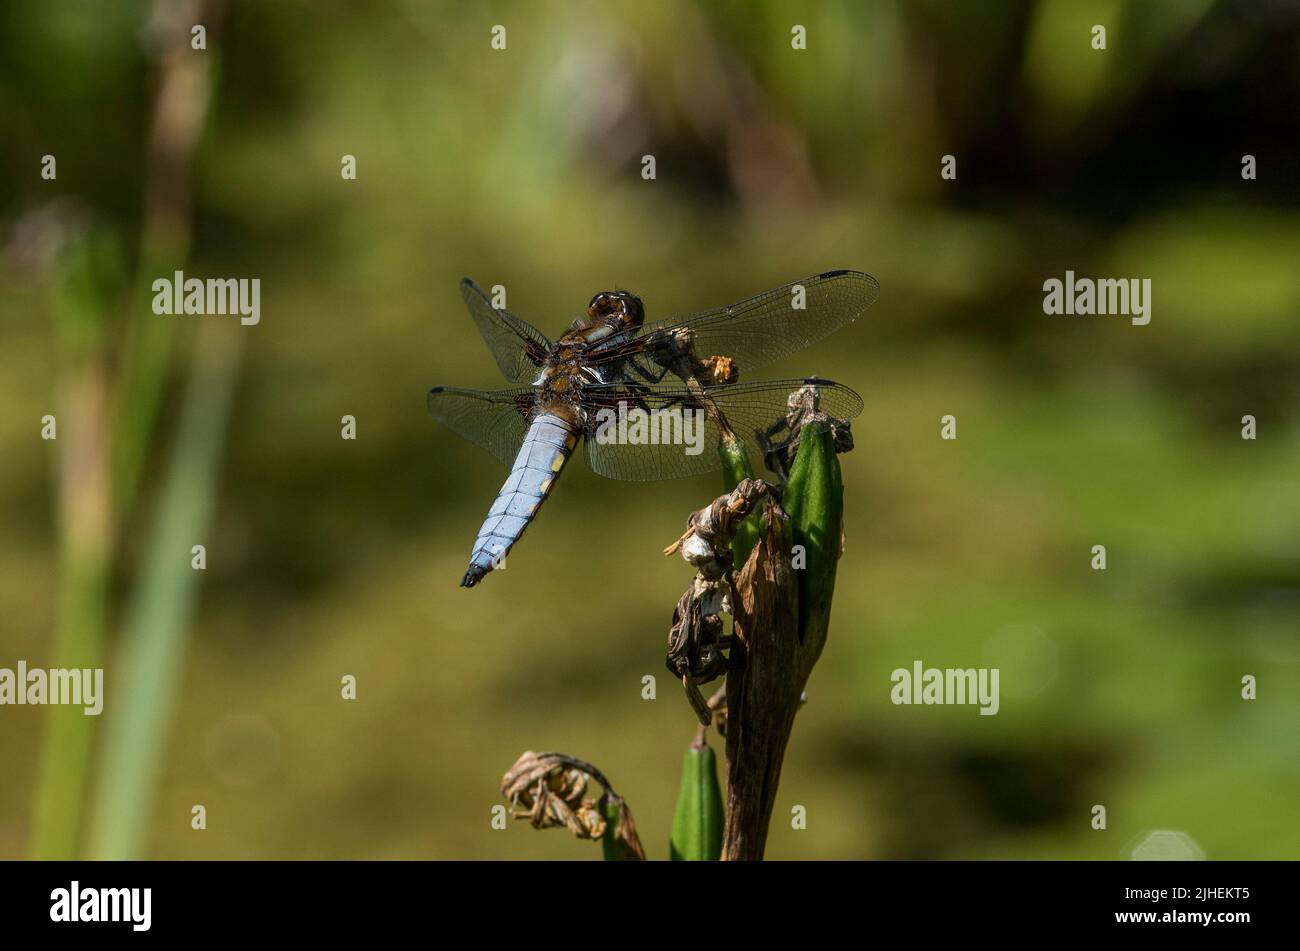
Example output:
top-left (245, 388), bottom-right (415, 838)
top-left (586, 290), bottom-right (645, 329)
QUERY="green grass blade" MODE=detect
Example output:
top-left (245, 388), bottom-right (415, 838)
top-left (28, 227), bottom-right (122, 859)
top-left (86, 326), bottom-right (242, 860)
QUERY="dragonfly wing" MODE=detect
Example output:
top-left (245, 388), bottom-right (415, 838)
top-left (585, 270), bottom-right (878, 381)
top-left (427, 385), bottom-right (537, 467)
top-left (459, 278), bottom-right (553, 384)
top-left (582, 378), bottom-right (862, 481)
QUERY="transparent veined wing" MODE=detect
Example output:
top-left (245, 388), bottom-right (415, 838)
top-left (459, 278), bottom-right (553, 384)
top-left (581, 377), bottom-right (862, 481)
top-left (584, 270), bottom-right (878, 381)
top-left (426, 385), bottom-right (537, 467)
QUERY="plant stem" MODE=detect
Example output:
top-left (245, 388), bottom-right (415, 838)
top-left (721, 504), bottom-right (803, 860)
top-left (29, 365), bottom-right (112, 858)
top-left (720, 424), bottom-right (845, 860)
top-left (87, 324), bottom-right (241, 859)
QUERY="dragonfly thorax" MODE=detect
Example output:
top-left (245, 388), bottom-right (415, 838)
top-left (537, 346), bottom-right (593, 414)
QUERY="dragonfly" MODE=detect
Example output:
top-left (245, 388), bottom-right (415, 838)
top-left (428, 269), bottom-right (880, 587)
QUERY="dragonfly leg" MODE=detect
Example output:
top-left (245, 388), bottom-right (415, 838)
top-left (626, 358), bottom-right (672, 385)
top-left (757, 416), bottom-right (797, 483)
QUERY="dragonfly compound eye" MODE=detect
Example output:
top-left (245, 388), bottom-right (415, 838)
top-left (619, 293), bottom-right (645, 327)
top-left (587, 292), bottom-right (615, 318)
top-left (588, 291), bottom-right (644, 327)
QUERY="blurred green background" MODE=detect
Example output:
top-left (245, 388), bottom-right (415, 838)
top-left (2, 0), bottom-right (1298, 860)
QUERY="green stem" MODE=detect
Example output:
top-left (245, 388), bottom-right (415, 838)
top-left (87, 326), bottom-right (242, 859)
top-left (28, 233), bottom-right (120, 860)
top-left (29, 555), bottom-right (110, 858)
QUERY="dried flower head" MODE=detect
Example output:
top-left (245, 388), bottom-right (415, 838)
top-left (500, 751), bottom-right (609, 839)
